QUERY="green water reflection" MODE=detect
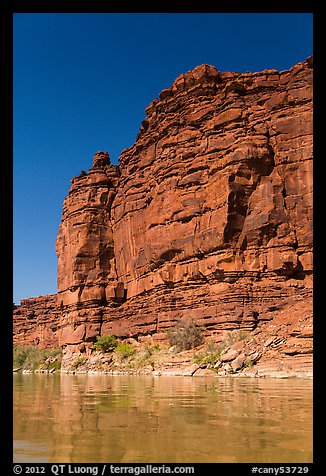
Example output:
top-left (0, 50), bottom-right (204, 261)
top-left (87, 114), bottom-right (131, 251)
top-left (13, 374), bottom-right (313, 463)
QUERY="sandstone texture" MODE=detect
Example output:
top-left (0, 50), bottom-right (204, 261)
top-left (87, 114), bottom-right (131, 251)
top-left (13, 294), bottom-right (59, 349)
top-left (13, 57), bottom-right (313, 374)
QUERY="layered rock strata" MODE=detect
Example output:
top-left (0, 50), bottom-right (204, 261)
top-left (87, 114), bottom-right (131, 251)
top-left (13, 294), bottom-right (59, 349)
top-left (14, 58), bottom-right (313, 370)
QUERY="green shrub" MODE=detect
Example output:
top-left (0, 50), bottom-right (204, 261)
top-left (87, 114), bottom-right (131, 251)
top-left (48, 359), bottom-right (62, 371)
top-left (13, 345), bottom-right (31, 367)
top-left (142, 343), bottom-right (160, 358)
top-left (123, 343), bottom-right (161, 369)
top-left (114, 343), bottom-right (135, 359)
top-left (225, 330), bottom-right (248, 346)
top-left (244, 359), bottom-right (254, 368)
top-left (93, 335), bottom-right (118, 353)
top-left (166, 317), bottom-right (204, 351)
top-left (150, 343), bottom-right (161, 352)
top-left (195, 348), bottom-right (222, 367)
top-left (137, 343), bottom-right (161, 367)
top-left (13, 345), bottom-right (62, 371)
top-left (71, 356), bottom-right (87, 370)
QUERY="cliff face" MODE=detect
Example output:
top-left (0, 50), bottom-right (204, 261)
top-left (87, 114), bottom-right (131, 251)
top-left (13, 295), bottom-right (59, 349)
top-left (14, 58), bottom-right (313, 367)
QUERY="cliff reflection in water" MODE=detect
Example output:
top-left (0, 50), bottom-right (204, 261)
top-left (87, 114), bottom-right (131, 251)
top-left (14, 374), bottom-right (313, 463)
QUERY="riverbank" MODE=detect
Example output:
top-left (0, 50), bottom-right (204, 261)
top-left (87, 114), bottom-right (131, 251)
top-left (13, 328), bottom-right (313, 379)
top-left (13, 287), bottom-right (313, 380)
top-left (13, 367), bottom-right (312, 378)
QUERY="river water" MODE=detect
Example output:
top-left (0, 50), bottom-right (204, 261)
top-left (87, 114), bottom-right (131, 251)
top-left (13, 374), bottom-right (313, 463)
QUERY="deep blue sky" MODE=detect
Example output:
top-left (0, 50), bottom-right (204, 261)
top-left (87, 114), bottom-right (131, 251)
top-left (13, 13), bottom-right (313, 304)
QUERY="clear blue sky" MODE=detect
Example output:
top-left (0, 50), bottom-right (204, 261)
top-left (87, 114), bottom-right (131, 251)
top-left (13, 13), bottom-right (313, 304)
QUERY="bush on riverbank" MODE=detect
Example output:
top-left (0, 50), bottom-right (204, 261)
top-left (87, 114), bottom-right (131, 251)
top-left (194, 347), bottom-right (223, 368)
top-left (13, 345), bottom-right (62, 371)
top-left (93, 335), bottom-right (118, 352)
top-left (166, 317), bottom-right (204, 351)
top-left (125, 343), bottom-right (162, 369)
top-left (85, 334), bottom-right (166, 370)
top-left (194, 330), bottom-right (250, 369)
top-left (114, 342), bottom-right (135, 359)
top-left (60, 340), bottom-right (165, 373)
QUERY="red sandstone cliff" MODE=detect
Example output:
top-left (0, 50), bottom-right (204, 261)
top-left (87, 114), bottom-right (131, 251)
top-left (13, 58), bottom-right (313, 372)
top-left (13, 295), bottom-right (59, 349)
